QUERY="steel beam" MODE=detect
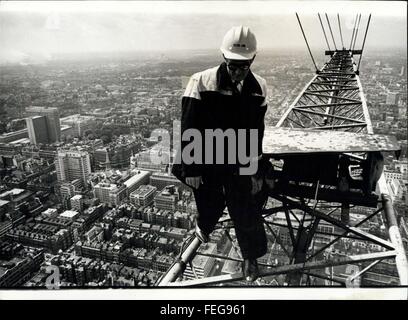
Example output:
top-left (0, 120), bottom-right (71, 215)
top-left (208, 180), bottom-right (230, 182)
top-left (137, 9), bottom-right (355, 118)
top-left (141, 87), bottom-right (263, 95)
top-left (294, 102), bottom-right (361, 109)
top-left (293, 108), bottom-right (366, 123)
top-left (304, 92), bottom-right (361, 103)
top-left (348, 259), bottom-right (382, 283)
top-left (381, 191), bottom-right (408, 285)
top-left (306, 88), bottom-right (359, 92)
top-left (157, 237), bottom-right (201, 286)
top-left (272, 194), bottom-right (395, 250)
top-left (309, 123), bottom-right (367, 130)
top-left (165, 250), bottom-right (397, 287)
top-left (158, 49), bottom-right (407, 287)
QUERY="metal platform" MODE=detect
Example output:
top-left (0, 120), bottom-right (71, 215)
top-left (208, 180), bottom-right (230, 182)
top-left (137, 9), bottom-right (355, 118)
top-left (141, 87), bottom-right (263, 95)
top-left (263, 127), bottom-right (400, 155)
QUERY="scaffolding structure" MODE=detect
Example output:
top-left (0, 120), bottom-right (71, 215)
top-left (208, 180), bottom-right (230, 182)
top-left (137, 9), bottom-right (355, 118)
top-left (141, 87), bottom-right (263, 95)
top-left (156, 13), bottom-right (408, 287)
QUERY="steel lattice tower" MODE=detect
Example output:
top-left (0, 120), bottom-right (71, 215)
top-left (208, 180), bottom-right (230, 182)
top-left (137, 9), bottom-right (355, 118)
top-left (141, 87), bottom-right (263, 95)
top-left (157, 14), bottom-right (408, 287)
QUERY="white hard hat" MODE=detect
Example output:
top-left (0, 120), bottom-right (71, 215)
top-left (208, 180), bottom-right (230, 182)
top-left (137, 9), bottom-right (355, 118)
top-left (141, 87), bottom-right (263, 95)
top-left (220, 26), bottom-right (257, 60)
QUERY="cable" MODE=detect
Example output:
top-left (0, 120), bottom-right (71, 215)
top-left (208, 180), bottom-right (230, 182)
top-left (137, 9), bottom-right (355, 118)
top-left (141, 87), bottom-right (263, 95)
top-left (349, 14), bottom-right (358, 50)
top-left (352, 14), bottom-right (362, 51)
top-left (357, 14), bottom-right (372, 72)
top-left (318, 13), bottom-right (331, 51)
top-left (297, 180), bottom-right (321, 284)
top-left (296, 12), bottom-right (319, 72)
top-left (337, 14), bottom-right (344, 49)
top-left (325, 13), bottom-right (337, 50)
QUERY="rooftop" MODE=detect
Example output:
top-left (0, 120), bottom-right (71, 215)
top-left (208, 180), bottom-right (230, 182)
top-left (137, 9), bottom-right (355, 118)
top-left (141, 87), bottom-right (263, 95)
top-left (130, 185), bottom-right (157, 197)
top-left (0, 200), bottom-right (10, 207)
top-left (94, 182), bottom-right (122, 191)
top-left (190, 242), bottom-right (217, 268)
top-left (0, 188), bottom-right (25, 197)
top-left (60, 210), bottom-right (79, 219)
top-left (0, 128), bottom-right (28, 137)
top-left (42, 208), bottom-right (58, 214)
top-left (60, 114), bottom-right (96, 122)
top-left (123, 170), bottom-right (150, 188)
top-left (10, 138), bottom-right (30, 145)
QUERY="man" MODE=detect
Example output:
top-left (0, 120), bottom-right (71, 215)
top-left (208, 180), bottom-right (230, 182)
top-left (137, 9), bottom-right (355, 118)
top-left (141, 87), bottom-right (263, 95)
top-left (172, 26), bottom-right (269, 282)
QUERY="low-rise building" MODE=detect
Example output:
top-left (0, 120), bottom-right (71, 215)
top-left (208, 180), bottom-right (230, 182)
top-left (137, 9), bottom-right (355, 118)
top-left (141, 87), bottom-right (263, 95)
top-left (130, 185), bottom-right (157, 207)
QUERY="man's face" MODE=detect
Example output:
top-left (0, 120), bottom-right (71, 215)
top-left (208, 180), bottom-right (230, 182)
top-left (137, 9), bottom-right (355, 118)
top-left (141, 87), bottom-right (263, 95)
top-left (225, 58), bottom-right (253, 82)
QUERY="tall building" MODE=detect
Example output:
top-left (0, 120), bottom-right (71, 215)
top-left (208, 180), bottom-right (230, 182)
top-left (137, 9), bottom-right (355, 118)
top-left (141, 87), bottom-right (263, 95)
top-left (56, 150), bottom-right (92, 188)
top-left (26, 116), bottom-right (49, 145)
top-left (26, 106), bottom-right (61, 142)
top-left (70, 195), bottom-right (84, 213)
top-left (386, 92), bottom-right (399, 105)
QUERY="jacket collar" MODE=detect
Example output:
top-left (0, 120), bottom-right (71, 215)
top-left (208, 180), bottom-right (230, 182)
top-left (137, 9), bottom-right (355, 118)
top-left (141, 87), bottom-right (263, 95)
top-left (216, 62), bottom-right (263, 95)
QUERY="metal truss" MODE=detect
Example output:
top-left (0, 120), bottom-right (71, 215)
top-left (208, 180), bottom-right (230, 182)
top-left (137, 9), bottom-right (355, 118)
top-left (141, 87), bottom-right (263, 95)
top-left (272, 50), bottom-right (407, 286)
top-left (157, 12), bottom-right (408, 287)
top-left (276, 50), bottom-right (372, 133)
top-left (158, 191), bottom-right (405, 287)
top-left (157, 49), bottom-right (408, 287)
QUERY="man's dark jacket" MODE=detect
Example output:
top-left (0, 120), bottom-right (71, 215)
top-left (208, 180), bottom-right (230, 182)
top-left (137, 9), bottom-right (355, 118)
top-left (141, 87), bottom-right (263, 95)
top-left (172, 62), bottom-right (268, 181)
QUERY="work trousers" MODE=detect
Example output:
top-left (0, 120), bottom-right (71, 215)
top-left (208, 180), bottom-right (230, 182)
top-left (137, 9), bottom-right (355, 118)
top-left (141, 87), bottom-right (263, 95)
top-left (192, 167), bottom-right (267, 260)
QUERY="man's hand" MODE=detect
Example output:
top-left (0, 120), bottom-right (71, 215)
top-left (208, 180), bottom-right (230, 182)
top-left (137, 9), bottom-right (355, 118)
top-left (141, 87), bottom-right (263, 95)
top-left (185, 176), bottom-right (203, 189)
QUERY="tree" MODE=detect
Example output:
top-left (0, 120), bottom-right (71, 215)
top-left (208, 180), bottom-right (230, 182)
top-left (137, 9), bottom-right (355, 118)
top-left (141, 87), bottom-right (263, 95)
top-left (101, 135), bottom-right (111, 144)
top-left (83, 129), bottom-right (93, 137)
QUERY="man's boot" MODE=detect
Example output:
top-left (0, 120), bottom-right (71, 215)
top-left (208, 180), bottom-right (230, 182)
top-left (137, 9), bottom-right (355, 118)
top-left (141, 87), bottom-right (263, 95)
top-left (195, 224), bottom-right (209, 243)
top-left (242, 258), bottom-right (259, 282)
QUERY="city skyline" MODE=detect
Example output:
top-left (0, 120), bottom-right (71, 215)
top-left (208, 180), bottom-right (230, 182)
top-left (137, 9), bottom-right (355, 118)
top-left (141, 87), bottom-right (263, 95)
top-left (0, 44), bottom-right (406, 290)
top-left (0, 0), bottom-right (407, 294)
top-left (0, 1), bottom-right (406, 64)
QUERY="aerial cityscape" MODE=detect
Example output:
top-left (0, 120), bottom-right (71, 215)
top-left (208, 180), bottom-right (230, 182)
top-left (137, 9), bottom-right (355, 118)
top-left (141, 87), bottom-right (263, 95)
top-left (0, 1), bottom-right (406, 290)
top-left (0, 46), bottom-right (406, 288)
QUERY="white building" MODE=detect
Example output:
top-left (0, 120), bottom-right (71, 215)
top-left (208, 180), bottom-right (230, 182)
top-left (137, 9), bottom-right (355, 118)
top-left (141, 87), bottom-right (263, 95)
top-left (60, 210), bottom-right (79, 221)
top-left (60, 114), bottom-right (96, 137)
top-left (130, 185), bottom-right (157, 207)
top-left (93, 182), bottom-right (127, 207)
top-left (387, 179), bottom-right (404, 202)
top-left (70, 195), bottom-right (84, 213)
top-left (184, 242), bottom-right (217, 279)
top-left (386, 92), bottom-right (399, 105)
top-left (56, 149), bottom-right (91, 187)
top-left (123, 169), bottom-right (151, 196)
top-left (42, 208), bottom-right (58, 218)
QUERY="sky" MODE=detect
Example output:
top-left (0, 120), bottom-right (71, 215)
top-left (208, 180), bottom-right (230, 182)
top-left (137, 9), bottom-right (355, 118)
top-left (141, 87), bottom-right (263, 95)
top-left (0, 1), bottom-right (406, 64)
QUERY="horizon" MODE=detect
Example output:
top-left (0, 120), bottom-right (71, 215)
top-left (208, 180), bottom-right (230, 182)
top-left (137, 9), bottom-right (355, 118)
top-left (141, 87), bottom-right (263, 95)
top-left (0, 1), bottom-right (406, 65)
top-left (0, 46), bottom-right (406, 67)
